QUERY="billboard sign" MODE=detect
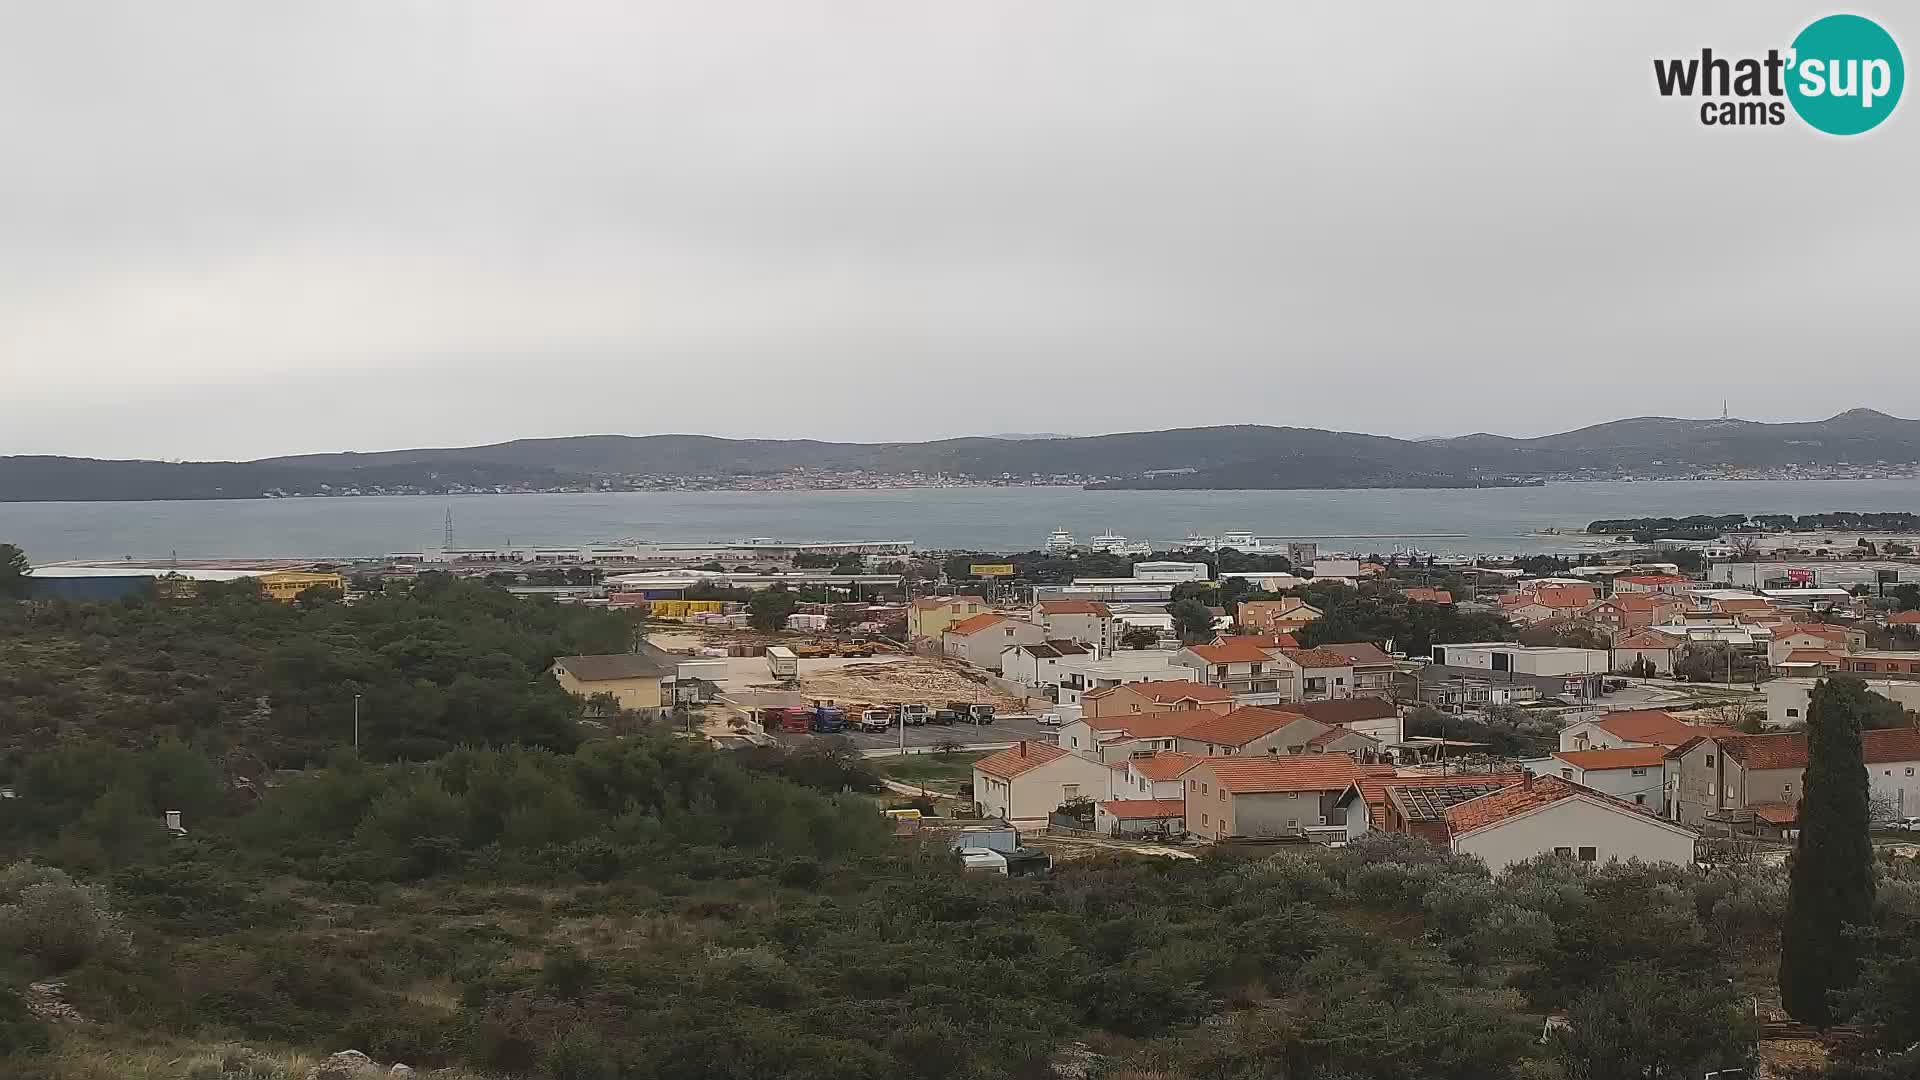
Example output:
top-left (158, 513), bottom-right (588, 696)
top-left (970, 563), bottom-right (1015, 577)
top-left (1786, 568), bottom-right (1813, 584)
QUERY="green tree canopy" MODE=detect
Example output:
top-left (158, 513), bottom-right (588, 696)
top-left (747, 584), bottom-right (798, 631)
top-left (1780, 675), bottom-right (1879, 1026)
top-left (1169, 598), bottom-right (1214, 644)
top-left (0, 544), bottom-right (29, 600)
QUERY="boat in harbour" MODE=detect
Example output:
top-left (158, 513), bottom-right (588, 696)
top-left (1088, 532), bottom-right (1152, 556)
top-left (1044, 528), bottom-right (1076, 552)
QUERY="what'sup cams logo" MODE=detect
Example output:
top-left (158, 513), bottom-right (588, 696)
top-left (1655, 13), bottom-right (1903, 133)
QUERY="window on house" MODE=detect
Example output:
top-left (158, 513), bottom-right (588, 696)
top-left (1287, 819), bottom-right (1298, 828)
top-left (1631, 767), bottom-right (1647, 776)
top-left (1218, 789), bottom-right (1225, 802)
top-left (1560, 768), bottom-right (1573, 780)
top-left (1201, 813), bottom-right (1208, 825)
top-left (1063, 785), bottom-right (1078, 798)
top-left (1189, 779), bottom-right (1196, 791)
top-left (1634, 794), bottom-right (1646, 805)
top-left (1201, 783), bottom-right (1208, 794)
top-left (1553, 846), bottom-right (1573, 857)
top-left (1706, 754), bottom-right (1714, 767)
top-left (1578, 847), bottom-right (1598, 862)
top-left (1787, 708), bottom-right (1799, 718)
top-left (1784, 783), bottom-right (1793, 797)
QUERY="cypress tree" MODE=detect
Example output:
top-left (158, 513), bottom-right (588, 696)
top-left (1778, 675), bottom-right (1878, 1026)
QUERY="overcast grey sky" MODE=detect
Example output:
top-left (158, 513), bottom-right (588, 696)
top-left (2, 2), bottom-right (1914, 460)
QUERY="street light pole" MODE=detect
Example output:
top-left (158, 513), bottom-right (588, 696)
top-left (353, 694), bottom-right (362, 751)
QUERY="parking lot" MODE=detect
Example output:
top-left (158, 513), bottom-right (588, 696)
top-left (774, 711), bottom-right (1058, 753)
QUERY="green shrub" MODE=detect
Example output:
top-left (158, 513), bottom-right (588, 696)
top-left (0, 861), bottom-right (128, 972)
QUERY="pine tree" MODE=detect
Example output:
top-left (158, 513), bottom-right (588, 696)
top-left (1779, 675), bottom-right (1878, 1026)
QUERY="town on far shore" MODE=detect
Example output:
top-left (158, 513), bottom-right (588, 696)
top-left (24, 512), bottom-right (1920, 870)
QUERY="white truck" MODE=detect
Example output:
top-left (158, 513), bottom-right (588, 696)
top-left (765, 646), bottom-right (799, 680)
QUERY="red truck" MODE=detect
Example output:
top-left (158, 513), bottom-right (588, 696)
top-left (770, 707), bottom-right (813, 734)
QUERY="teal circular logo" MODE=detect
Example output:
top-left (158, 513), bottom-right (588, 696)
top-left (1787, 14), bottom-right (1903, 135)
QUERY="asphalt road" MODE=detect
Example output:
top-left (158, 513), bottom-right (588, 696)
top-left (775, 712), bottom-right (1058, 752)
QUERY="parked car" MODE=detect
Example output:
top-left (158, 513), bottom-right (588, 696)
top-left (1037, 711), bottom-right (1063, 727)
top-left (1896, 816), bottom-right (1920, 832)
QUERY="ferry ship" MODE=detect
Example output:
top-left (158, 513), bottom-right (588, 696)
top-left (1044, 528), bottom-right (1076, 552)
top-left (1088, 532), bottom-right (1152, 556)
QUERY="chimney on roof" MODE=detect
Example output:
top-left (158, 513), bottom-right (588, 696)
top-left (1019, 742), bottom-right (1028, 758)
top-left (163, 810), bottom-right (186, 835)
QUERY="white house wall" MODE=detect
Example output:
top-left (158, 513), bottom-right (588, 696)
top-left (1454, 797), bottom-right (1695, 874)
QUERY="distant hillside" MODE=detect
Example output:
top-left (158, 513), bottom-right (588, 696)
top-left (7, 410), bottom-right (1920, 501)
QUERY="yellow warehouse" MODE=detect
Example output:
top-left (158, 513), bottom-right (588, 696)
top-left (257, 571), bottom-right (346, 603)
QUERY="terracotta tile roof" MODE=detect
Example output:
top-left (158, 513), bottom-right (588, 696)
top-left (1099, 713), bottom-right (1209, 739)
top-left (1614, 629), bottom-right (1684, 649)
top-left (1445, 775), bottom-right (1581, 832)
top-left (1201, 754), bottom-right (1367, 794)
top-left (1775, 623), bottom-right (1854, 638)
top-left (1402, 588), bottom-right (1454, 604)
top-left (1186, 641), bottom-right (1275, 664)
top-left (1605, 594), bottom-right (1675, 611)
top-left (1178, 706), bottom-right (1304, 747)
top-left (1100, 798), bottom-right (1186, 819)
top-left (946, 612), bottom-right (1008, 636)
top-left (1443, 774), bottom-right (1672, 835)
top-left (1216, 633), bottom-right (1300, 650)
top-left (1714, 598), bottom-right (1777, 613)
top-left (1313, 642), bottom-right (1396, 666)
top-left (1746, 801), bottom-right (1798, 825)
top-left (1534, 587), bottom-right (1597, 608)
top-left (1720, 727), bottom-right (1920, 771)
top-left (1129, 751), bottom-right (1206, 780)
top-left (1038, 599), bottom-right (1113, 617)
top-left (1592, 710), bottom-right (1736, 747)
top-left (1307, 726), bottom-right (1375, 748)
top-left (1278, 697), bottom-right (1399, 727)
top-left (1340, 771), bottom-right (1525, 829)
top-left (972, 741), bottom-right (1071, 779)
top-left (1552, 746), bottom-right (1669, 771)
top-left (1286, 647), bottom-right (1357, 668)
top-left (1889, 611), bottom-right (1920, 625)
top-left (1619, 574), bottom-right (1690, 586)
top-left (1116, 679), bottom-right (1233, 704)
top-left (1780, 649), bottom-right (1844, 665)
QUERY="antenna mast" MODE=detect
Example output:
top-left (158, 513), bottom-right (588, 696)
top-left (444, 508), bottom-right (454, 548)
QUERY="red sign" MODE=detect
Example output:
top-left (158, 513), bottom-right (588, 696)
top-left (1786, 568), bottom-right (1813, 584)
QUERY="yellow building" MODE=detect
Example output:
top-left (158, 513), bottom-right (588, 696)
top-left (907, 594), bottom-right (988, 641)
top-left (257, 571), bottom-right (346, 602)
top-left (549, 649), bottom-right (674, 717)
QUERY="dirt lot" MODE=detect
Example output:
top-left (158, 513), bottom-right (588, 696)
top-left (648, 630), bottom-right (1024, 713)
top-left (801, 658), bottom-right (1022, 710)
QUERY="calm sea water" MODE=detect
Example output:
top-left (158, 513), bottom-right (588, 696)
top-left (6, 480), bottom-right (1920, 562)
